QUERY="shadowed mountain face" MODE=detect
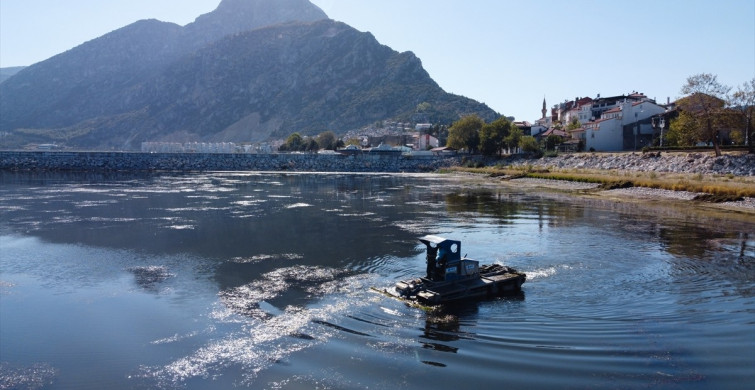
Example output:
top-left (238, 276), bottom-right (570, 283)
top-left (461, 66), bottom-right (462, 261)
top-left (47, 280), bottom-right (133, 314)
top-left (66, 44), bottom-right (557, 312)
top-left (0, 67), bottom-right (25, 84)
top-left (0, 0), bottom-right (498, 150)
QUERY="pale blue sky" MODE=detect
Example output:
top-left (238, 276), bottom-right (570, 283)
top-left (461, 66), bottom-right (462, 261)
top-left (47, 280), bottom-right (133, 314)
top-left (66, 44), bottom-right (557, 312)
top-left (1, 0), bottom-right (753, 122)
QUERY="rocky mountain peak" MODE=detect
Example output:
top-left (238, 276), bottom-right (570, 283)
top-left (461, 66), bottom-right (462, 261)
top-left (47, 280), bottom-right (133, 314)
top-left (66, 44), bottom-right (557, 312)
top-left (0, 1), bottom-right (499, 150)
top-left (185, 0), bottom-right (328, 44)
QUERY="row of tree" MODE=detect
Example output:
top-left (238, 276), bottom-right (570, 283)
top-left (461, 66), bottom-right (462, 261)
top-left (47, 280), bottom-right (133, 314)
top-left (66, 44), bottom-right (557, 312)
top-left (278, 131), bottom-right (344, 152)
top-left (668, 74), bottom-right (754, 156)
top-left (446, 116), bottom-right (548, 156)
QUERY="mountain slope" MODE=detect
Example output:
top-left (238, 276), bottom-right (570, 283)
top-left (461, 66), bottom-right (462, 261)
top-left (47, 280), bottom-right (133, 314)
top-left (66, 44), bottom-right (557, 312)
top-left (0, 0), bottom-right (498, 150)
top-left (0, 67), bottom-right (26, 84)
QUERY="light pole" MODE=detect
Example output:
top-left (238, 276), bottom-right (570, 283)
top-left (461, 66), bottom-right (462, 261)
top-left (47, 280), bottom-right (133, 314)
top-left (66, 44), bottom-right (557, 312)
top-left (659, 117), bottom-right (665, 147)
top-left (634, 112), bottom-right (638, 150)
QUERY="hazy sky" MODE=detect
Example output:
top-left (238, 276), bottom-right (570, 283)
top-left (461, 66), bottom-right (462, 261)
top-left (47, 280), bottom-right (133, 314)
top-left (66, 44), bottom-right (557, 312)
top-left (1, 0), bottom-right (753, 122)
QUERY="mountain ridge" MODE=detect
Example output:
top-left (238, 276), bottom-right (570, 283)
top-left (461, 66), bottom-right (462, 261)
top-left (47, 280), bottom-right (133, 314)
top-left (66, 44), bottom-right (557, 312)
top-left (0, 0), bottom-right (499, 150)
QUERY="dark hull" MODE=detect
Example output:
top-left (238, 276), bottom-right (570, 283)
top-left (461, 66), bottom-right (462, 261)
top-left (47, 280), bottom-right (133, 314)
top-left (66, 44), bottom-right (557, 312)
top-left (392, 264), bottom-right (525, 305)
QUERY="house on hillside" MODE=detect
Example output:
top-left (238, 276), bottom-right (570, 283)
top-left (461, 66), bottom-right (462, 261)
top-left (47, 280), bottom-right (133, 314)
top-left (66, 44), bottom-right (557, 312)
top-left (415, 133), bottom-right (439, 150)
top-left (515, 121), bottom-right (548, 137)
top-left (537, 127), bottom-right (568, 142)
top-left (577, 97), bottom-right (666, 151)
top-left (369, 143), bottom-right (402, 155)
top-left (550, 97), bottom-right (593, 125)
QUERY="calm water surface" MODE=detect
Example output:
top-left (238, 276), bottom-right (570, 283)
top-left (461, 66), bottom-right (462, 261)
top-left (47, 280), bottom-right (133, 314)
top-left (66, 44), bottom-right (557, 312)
top-left (1, 171), bottom-right (753, 389)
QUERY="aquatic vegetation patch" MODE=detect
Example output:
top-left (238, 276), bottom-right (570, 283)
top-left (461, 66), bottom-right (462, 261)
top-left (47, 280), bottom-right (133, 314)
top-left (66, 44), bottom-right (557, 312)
top-left (229, 254), bottom-right (303, 264)
top-left (139, 272), bottom-right (378, 388)
top-left (218, 265), bottom-right (346, 319)
top-left (127, 266), bottom-right (174, 290)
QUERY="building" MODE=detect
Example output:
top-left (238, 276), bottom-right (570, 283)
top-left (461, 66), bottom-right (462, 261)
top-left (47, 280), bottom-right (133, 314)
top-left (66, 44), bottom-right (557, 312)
top-left (550, 97), bottom-right (593, 125)
top-left (416, 133), bottom-right (439, 150)
top-left (515, 121), bottom-right (547, 137)
top-left (578, 97), bottom-right (666, 151)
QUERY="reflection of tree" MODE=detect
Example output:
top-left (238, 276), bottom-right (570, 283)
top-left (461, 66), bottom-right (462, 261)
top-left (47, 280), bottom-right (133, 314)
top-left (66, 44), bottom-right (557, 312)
top-left (416, 296), bottom-right (525, 368)
top-left (417, 311), bottom-right (464, 366)
top-left (739, 233), bottom-right (749, 264)
top-left (659, 227), bottom-right (754, 297)
top-left (659, 226), bottom-right (725, 259)
top-left (443, 190), bottom-right (584, 229)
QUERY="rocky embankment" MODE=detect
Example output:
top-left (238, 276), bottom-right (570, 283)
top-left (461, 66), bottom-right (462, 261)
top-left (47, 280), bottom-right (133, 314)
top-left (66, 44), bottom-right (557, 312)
top-left (503, 152), bottom-right (755, 176)
top-left (0, 151), bottom-right (460, 173)
top-left (2, 150), bottom-right (754, 177)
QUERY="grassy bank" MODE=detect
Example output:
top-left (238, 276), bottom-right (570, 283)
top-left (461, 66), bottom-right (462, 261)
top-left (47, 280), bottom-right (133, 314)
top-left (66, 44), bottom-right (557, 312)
top-left (448, 166), bottom-right (755, 199)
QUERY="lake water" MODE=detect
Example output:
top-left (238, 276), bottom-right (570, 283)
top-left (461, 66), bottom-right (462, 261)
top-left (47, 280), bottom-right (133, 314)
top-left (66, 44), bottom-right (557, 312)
top-left (1, 171), bottom-right (753, 390)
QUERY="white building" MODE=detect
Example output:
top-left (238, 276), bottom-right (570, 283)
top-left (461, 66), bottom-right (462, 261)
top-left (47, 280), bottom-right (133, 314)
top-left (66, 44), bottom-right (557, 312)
top-left (578, 98), bottom-right (666, 151)
top-left (416, 133), bottom-right (439, 150)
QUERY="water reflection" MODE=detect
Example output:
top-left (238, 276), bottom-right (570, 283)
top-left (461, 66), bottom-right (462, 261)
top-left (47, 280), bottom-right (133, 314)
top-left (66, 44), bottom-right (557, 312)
top-left (1, 171), bottom-right (753, 389)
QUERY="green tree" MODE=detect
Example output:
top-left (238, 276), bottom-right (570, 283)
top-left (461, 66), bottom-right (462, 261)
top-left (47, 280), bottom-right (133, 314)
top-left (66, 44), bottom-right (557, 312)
top-left (479, 117), bottom-right (510, 156)
top-left (504, 126), bottom-right (522, 153)
top-left (447, 115), bottom-right (483, 153)
top-left (729, 129), bottom-right (745, 145)
top-left (545, 134), bottom-right (562, 151)
top-left (279, 132), bottom-right (304, 151)
top-left (678, 73), bottom-right (731, 156)
top-left (344, 137), bottom-right (362, 147)
top-left (730, 77), bottom-right (755, 154)
top-left (303, 137), bottom-right (319, 152)
top-left (566, 117), bottom-right (581, 131)
top-left (316, 131), bottom-right (338, 150)
top-left (667, 110), bottom-right (700, 147)
top-left (519, 136), bottom-right (540, 153)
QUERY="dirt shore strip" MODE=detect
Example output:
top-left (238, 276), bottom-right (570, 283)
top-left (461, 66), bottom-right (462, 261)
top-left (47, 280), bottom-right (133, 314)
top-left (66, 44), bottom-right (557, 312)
top-left (503, 176), bottom-right (755, 215)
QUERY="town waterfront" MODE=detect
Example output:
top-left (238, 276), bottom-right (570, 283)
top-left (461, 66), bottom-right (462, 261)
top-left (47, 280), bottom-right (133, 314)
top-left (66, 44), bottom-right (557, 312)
top-left (1, 171), bottom-right (753, 389)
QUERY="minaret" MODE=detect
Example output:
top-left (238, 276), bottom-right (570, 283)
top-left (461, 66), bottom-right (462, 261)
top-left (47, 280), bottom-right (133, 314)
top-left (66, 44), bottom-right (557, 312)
top-left (541, 97), bottom-right (547, 119)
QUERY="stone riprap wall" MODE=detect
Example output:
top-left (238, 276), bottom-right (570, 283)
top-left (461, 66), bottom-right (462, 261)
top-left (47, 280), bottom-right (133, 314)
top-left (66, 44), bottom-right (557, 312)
top-left (500, 152), bottom-right (755, 176)
top-left (2, 151), bottom-right (753, 176)
top-left (0, 151), bottom-right (463, 173)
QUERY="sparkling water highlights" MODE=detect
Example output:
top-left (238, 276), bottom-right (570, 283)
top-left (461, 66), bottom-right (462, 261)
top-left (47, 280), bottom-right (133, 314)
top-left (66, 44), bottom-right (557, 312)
top-left (1, 171), bottom-right (753, 389)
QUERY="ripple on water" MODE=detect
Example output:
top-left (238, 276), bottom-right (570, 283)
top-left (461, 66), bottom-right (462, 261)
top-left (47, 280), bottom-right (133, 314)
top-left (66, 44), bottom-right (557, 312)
top-left (0, 362), bottom-right (58, 390)
top-left (138, 271), bottom-right (382, 387)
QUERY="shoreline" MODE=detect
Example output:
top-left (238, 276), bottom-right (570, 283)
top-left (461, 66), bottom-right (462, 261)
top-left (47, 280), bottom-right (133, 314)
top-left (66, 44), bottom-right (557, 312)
top-left (446, 172), bottom-right (755, 217)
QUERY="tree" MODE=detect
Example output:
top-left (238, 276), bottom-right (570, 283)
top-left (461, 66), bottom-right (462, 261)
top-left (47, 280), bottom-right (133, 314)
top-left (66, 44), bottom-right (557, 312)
top-left (416, 102), bottom-right (432, 112)
top-left (316, 131), bottom-right (338, 150)
top-left (504, 126), bottom-right (522, 153)
top-left (730, 77), bottom-right (755, 154)
top-left (545, 134), bottom-right (562, 151)
top-left (678, 73), bottom-right (731, 156)
top-left (566, 117), bottom-right (581, 131)
top-left (519, 136), bottom-right (540, 154)
top-left (447, 115), bottom-right (483, 153)
top-left (303, 137), bottom-right (319, 152)
top-left (479, 117), bottom-right (510, 156)
top-left (667, 110), bottom-right (700, 147)
top-left (344, 137), bottom-right (362, 147)
top-left (279, 132), bottom-right (304, 151)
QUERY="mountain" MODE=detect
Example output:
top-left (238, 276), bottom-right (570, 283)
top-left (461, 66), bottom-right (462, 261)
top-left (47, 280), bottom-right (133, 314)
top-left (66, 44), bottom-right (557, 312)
top-left (0, 67), bottom-right (25, 84)
top-left (0, 0), bottom-right (499, 150)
